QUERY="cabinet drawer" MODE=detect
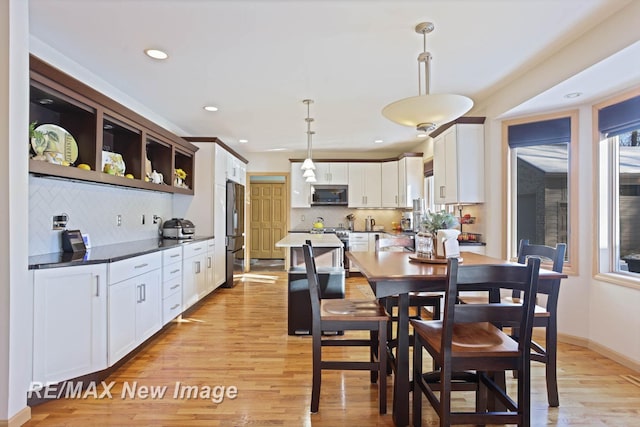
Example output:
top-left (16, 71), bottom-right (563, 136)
top-left (183, 241), bottom-right (208, 259)
top-left (162, 275), bottom-right (182, 298)
top-left (163, 291), bottom-right (183, 324)
top-left (350, 233), bottom-right (369, 242)
top-left (163, 262), bottom-right (183, 284)
top-left (162, 247), bottom-right (183, 264)
top-left (109, 252), bottom-right (161, 285)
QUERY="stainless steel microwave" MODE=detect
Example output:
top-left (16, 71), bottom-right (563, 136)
top-left (311, 185), bottom-right (348, 205)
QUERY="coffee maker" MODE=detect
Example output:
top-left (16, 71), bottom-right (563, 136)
top-left (400, 212), bottom-right (412, 231)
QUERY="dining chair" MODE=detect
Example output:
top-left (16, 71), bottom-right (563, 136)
top-left (411, 256), bottom-right (541, 427)
top-left (374, 235), bottom-right (442, 373)
top-left (458, 239), bottom-right (566, 407)
top-left (302, 243), bottom-right (389, 414)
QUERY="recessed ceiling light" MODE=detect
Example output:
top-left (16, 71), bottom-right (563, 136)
top-left (238, 139), bottom-right (248, 144)
top-left (416, 133), bottom-right (428, 138)
top-left (203, 105), bottom-right (219, 112)
top-left (374, 139), bottom-right (384, 144)
top-left (144, 49), bottom-right (168, 60)
top-left (564, 92), bottom-right (582, 99)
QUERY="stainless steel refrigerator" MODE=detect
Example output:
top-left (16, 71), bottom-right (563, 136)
top-left (224, 181), bottom-right (245, 288)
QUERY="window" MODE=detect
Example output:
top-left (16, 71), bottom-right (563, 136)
top-left (504, 111), bottom-right (578, 267)
top-left (596, 91), bottom-right (640, 279)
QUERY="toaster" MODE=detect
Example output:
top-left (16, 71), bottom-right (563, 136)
top-left (162, 218), bottom-right (196, 239)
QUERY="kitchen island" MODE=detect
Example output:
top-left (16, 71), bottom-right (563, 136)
top-left (275, 232), bottom-right (344, 269)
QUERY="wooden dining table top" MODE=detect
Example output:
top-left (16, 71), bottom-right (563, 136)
top-left (346, 251), bottom-right (566, 298)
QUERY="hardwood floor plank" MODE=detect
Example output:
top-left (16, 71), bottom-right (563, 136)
top-left (24, 271), bottom-right (640, 426)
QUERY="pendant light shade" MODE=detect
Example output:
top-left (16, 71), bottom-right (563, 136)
top-left (302, 168), bottom-right (316, 178)
top-left (301, 99), bottom-right (316, 172)
top-left (382, 22), bottom-right (473, 132)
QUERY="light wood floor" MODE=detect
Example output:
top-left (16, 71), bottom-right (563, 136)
top-left (25, 271), bottom-right (640, 426)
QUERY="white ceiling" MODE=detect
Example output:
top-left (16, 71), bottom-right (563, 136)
top-left (28, 0), bottom-right (640, 157)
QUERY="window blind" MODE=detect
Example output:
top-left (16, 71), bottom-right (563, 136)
top-left (598, 95), bottom-right (640, 138)
top-left (508, 117), bottom-right (571, 148)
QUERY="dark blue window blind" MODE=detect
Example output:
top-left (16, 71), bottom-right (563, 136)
top-left (508, 117), bottom-right (571, 148)
top-left (598, 95), bottom-right (640, 138)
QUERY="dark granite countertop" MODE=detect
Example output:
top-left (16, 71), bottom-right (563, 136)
top-left (29, 235), bottom-right (214, 270)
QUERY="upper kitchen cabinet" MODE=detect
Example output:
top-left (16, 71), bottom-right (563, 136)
top-left (290, 162), bottom-right (311, 208)
top-left (432, 119), bottom-right (485, 204)
top-left (28, 55), bottom-right (197, 195)
top-left (348, 162), bottom-right (381, 208)
top-left (380, 161), bottom-right (399, 207)
top-left (314, 162), bottom-right (349, 185)
top-left (398, 155), bottom-right (423, 208)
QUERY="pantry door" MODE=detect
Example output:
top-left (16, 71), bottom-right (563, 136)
top-left (249, 182), bottom-right (287, 259)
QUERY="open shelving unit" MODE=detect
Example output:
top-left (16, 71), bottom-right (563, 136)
top-left (28, 55), bottom-right (197, 195)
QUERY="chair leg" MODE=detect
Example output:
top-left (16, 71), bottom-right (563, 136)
top-left (370, 330), bottom-right (379, 384)
top-left (546, 320), bottom-right (560, 407)
top-left (412, 334), bottom-right (423, 427)
top-left (378, 320), bottom-right (387, 414)
top-left (311, 332), bottom-right (322, 413)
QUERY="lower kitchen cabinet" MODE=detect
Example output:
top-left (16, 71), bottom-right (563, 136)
top-left (205, 238), bottom-right (217, 293)
top-left (162, 246), bottom-right (183, 325)
top-left (108, 253), bottom-right (162, 366)
top-left (182, 240), bottom-right (208, 308)
top-left (33, 264), bottom-right (108, 385)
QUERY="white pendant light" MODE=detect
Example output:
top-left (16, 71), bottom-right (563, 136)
top-left (302, 169), bottom-right (316, 178)
top-left (305, 175), bottom-right (317, 183)
top-left (382, 22), bottom-right (473, 132)
top-left (300, 99), bottom-right (316, 171)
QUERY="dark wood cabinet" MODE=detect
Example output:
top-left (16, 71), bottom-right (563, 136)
top-left (28, 55), bottom-right (197, 195)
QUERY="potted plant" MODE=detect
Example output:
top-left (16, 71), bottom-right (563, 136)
top-left (417, 211), bottom-right (460, 258)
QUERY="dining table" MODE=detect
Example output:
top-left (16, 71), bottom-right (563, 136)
top-left (346, 250), bottom-right (567, 427)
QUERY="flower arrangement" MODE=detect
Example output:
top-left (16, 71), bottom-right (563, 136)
top-left (175, 168), bottom-right (187, 180)
top-left (420, 210), bottom-right (459, 234)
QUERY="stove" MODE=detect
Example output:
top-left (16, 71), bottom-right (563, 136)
top-left (309, 227), bottom-right (350, 275)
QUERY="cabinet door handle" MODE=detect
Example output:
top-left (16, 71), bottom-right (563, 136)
top-left (170, 303), bottom-right (180, 310)
top-left (440, 186), bottom-right (445, 198)
top-left (170, 283), bottom-right (180, 290)
top-left (170, 254), bottom-right (180, 258)
top-left (193, 247), bottom-right (202, 252)
top-left (395, 195), bottom-right (398, 204)
top-left (134, 263), bottom-right (149, 269)
top-left (195, 261), bottom-right (201, 274)
top-left (136, 284), bottom-right (141, 303)
top-left (170, 269), bottom-right (180, 274)
top-left (207, 256), bottom-right (212, 268)
top-left (141, 283), bottom-right (146, 302)
top-left (95, 275), bottom-right (100, 297)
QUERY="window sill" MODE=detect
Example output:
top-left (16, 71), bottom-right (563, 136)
top-left (594, 272), bottom-right (640, 291)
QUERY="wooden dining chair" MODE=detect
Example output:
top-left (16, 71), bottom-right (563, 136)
top-left (302, 243), bottom-right (389, 414)
top-left (411, 256), bottom-right (541, 427)
top-left (374, 235), bottom-right (442, 373)
top-left (458, 239), bottom-right (566, 407)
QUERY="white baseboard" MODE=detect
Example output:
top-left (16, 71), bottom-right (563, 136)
top-left (0, 406), bottom-right (31, 427)
top-left (559, 332), bottom-right (640, 373)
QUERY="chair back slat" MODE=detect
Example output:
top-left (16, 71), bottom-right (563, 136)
top-left (302, 242), bottom-right (322, 334)
top-left (513, 239), bottom-right (566, 300)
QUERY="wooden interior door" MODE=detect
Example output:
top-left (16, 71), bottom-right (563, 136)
top-left (249, 182), bottom-right (286, 259)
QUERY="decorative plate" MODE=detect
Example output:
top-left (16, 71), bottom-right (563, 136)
top-left (409, 254), bottom-right (463, 264)
top-left (101, 151), bottom-right (126, 176)
top-left (34, 124), bottom-right (78, 164)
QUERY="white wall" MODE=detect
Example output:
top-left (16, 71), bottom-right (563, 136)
top-left (1, 0), bottom-right (31, 423)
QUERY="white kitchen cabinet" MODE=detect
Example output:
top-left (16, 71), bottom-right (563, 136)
top-left (214, 144), bottom-right (228, 186)
top-left (398, 156), bottom-right (424, 208)
top-left (290, 162), bottom-right (311, 208)
top-left (460, 245), bottom-right (486, 255)
top-left (227, 154), bottom-right (246, 185)
top-left (108, 252), bottom-right (162, 365)
top-left (182, 240), bottom-right (208, 308)
top-left (33, 264), bottom-right (107, 385)
top-left (347, 232), bottom-right (370, 273)
top-left (314, 162), bottom-right (349, 185)
top-left (348, 162), bottom-right (382, 207)
top-left (381, 161), bottom-right (399, 207)
top-left (433, 123), bottom-right (485, 204)
top-left (162, 246), bottom-right (183, 325)
top-left (205, 238), bottom-right (218, 293)
top-left (214, 184), bottom-right (227, 288)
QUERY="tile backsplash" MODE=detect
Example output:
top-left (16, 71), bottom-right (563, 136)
top-left (29, 176), bottom-right (173, 255)
top-left (291, 207), bottom-right (406, 232)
